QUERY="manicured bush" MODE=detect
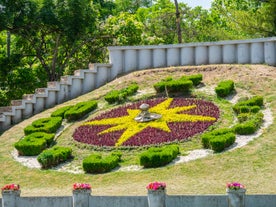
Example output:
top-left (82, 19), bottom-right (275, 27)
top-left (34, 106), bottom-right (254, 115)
top-left (201, 128), bottom-right (235, 152)
top-left (153, 78), bottom-right (193, 94)
top-left (104, 83), bottom-right (139, 104)
top-left (215, 80), bottom-right (235, 97)
top-left (233, 96), bottom-right (263, 114)
top-left (37, 146), bottom-right (72, 169)
top-left (180, 74), bottom-right (203, 86)
top-left (51, 106), bottom-right (72, 118)
top-left (14, 137), bottom-right (47, 156)
top-left (64, 100), bottom-right (97, 121)
top-left (82, 153), bottom-right (121, 173)
top-left (24, 117), bottom-right (63, 135)
top-left (234, 112), bottom-right (263, 135)
top-left (139, 145), bottom-right (179, 168)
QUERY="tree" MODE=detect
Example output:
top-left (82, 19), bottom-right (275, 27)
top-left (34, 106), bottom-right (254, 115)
top-left (0, 0), bottom-right (102, 81)
top-left (174, 0), bottom-right (182, 43)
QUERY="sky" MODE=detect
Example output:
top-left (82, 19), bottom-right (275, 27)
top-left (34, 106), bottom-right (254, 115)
top-left (177, 0), bottom-right (213, 9)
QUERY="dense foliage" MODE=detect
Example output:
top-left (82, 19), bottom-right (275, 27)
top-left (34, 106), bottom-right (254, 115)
top-left (0, 0), bottom-right (275, 106)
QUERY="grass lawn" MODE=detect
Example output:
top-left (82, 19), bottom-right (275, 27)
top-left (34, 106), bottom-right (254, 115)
top-left (0, 64), bottom-right (275, 196)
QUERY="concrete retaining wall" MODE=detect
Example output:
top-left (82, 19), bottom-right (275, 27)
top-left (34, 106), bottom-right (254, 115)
top-left (1, 192), bottom-right (276, 207)
top-left (0, 37), bottom-right (275, 132)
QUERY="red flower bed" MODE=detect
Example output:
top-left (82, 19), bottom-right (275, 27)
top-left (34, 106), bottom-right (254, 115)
top-left (73, 98), bottom-right (220, 147)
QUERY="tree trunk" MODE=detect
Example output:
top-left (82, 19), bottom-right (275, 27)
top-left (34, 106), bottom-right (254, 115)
top-left (174, 0), bottom-right (182, 43)
top-left (6, 31), bottom-right (11, 57)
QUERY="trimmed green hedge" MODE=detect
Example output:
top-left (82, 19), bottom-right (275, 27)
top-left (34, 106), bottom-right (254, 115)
top-left (64, 100), bottom-right (97, 121)
top-left (234, 112), bottom-right (263, 135)
top-left (233, 96), bottom-right (263, 114)
top-left (24, 117), bottom-right (63, 135)
top-left (215, 80), bottom-right (235, 97)
top-left (104, 83), bottom-right (139, 104)
top-left (37, 146), bottom-right (72, 169)
top-left (154, 78), bottom-right (193, 94)
top-left (139, 145), bottom-right (179, 168)
top-left (82, 152), bottom-right (121, 173)
top-left (15, 132), bottom-right (55, 156)
top-left (180, 74), bottom-right (203, 86)
top-left (51, 105), bottom-right (72, 118)
top-left (201, 128), bottom-right (236, 152)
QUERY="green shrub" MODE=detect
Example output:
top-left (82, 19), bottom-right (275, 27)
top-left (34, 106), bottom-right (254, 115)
top-left (82, 153), bottom-right (121, 173)
top-left (104, 83), bottom-right (139, 104)
top-left (209, 134), bottom-right (236, 152)
top-left (233, 96), bottom-right (263, 114)
top-left (139, 145), bottom-right (179, 168)
top-left (153, 78), bottom-right (193, 94)
top-left (24, 117), bottom-right (63, 135)
top-left (201, 128), bottom-right (235, 152)
top-left (180, 74), bottom-right (203, 86)
top-left (37, 146), bottom-right (72, 169)
top-left (14, 137), bottom-right (47, 156)
top-left (215, 80), bottom-right (235, 97)
top-left (51, 106), bottom-right (72, 118)
top-left (234, 112), bottom-right (263, 135)
top-left (64, 100), bottom-right (97, 121)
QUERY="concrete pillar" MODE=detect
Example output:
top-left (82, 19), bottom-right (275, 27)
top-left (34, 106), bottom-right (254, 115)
top-left (181, 47), bottom-right (194, 65)
top-left (125, 49), bottom-right (137, 73)
top-left (12, 108), bottom-right (22, 124)
top-left (72, 189), bottom-right (91, 207)
top-left (223, 44), bottom-right (236, 64)
top-left (264, 41), bottom-right (276, 66)
top-left (227, 189), bottom-right (246, 207)
top-left (45, 90), bottom-right (56, 108)
top-left (147, 189), bottom-right (166, 207)
top-left (57, 84), bottom-right (70, 104)
top-left (1, 190), bottom-right (21, 207)
top-left (237, 43), bottom-right (250, 64)
top-left (209, 45), bottom-right (222, 64)
top-left (138, 49), bottom-right (152, 70)
top-left (34, 97), bottom-right (45, 114)
top-left (23, 102), bottom-right (33, 118)
top-left (70, 78), bottom-right (82, 99)
top-left (95, 66), bottom-right (109, 88)
top-left (167, 48), bottom-right (180, 66)
top-left (251, 42), bottom-right (264, 64)
top-left (109, 49), bottom-right (124, 79)
top-left (82, 71), bottom-right (96, 94)
top-left (153, 48), bottom-right (166, 68)
top-left (195, 46), bottom-right (208, 65)
top-left (0, 114), bottom-right (12, 131)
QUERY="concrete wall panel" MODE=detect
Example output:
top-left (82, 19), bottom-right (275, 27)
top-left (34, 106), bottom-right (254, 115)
top-left (153, 48), bottom-right (166, 68)
top-left (237, 43), bottom-right (250, 64)
top-left (138, 49), bottom-right (152, 69)
top-left (195, 46), bottom-right (208, 65)
top-left (124, 50), bottom-right (137, 73)
top-left (251, 42), bottom-right (264, 64)
top-left (223, 44), bottom-right (236, 63)
top-left (209, 45), bottom-right (222, 64)
top-left (167, 48), bottom-right (180, 66)
top-left (181, 47), bottom-right (194, 65)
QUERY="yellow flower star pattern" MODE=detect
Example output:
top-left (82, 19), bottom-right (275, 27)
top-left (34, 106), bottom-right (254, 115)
top-left (83, 98), bottom-right (217, 147)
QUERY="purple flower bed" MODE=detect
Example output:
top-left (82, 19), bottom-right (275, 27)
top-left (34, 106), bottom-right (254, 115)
top-left (73, 98), bottom-right (220, 147)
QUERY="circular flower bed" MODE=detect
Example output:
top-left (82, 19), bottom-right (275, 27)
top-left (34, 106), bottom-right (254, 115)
top-left (73, 98), bottom-right (220, 147)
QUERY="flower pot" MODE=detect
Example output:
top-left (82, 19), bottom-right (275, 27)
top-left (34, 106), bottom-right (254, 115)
top-left (1, 190), bottom-right (21, 207)
top-left (147, 189), bottom-right (166, 207)
top-left (72, 189), bottom-right (91, 207)
top-left (226, 188), bottom-right (246, 207)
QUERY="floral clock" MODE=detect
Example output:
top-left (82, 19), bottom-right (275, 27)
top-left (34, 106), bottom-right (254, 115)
top-left (73, 98), bottom-right (220, 147)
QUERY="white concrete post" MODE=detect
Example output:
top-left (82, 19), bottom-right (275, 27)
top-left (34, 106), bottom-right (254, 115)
top-left (223, 44), bottom-right (236, 64)
top-left (138, 49), bottom-right (152, 70)
top-left (34, 97), bottom-right (45, 114)
top-left (1, 190), bottom-right (21, 207)
top-left (125, 49), bottom-right (137, 73)
top-left (195, 46), bottom-right (208, 65)
top-left (209, 45), bottom-right (222, 64)
top-left (181, 47), bottom-right (194, 65)
top-left (147, 189), bottom-right (166, 207)
top-left (237, 43), bottom-right (250, 64)
top-left (264, 42), bottom-right (276, 65)
top-left (227, 189), bottom-right (246, 207)
top-left (251, 42), bottom-right (264, 64)
top-left (167, 48), bottom-right (180, 66)
top-left (70, 78), bottom-right (82, 99)
top-left (73, 189), bottom-right (91, 207)
top-left (109, 49), bottom-right (123, 79)
top-left (45, 90), bottom-right (56, 108)
top-left (153, 48), bottom-right (166, 68)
